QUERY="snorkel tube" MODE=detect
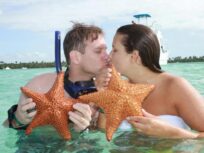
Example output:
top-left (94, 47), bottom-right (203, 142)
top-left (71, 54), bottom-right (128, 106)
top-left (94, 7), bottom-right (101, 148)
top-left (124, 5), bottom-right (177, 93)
top-left (55, 31), bottom-right (62, 73)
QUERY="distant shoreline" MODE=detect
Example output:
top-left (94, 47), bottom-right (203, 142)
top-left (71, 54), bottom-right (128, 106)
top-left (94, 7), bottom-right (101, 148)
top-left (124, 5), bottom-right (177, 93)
top-left (1, 56), bottom-right (204, 69)
top-left (0, 61), bottom-right (67, 69)
top-left (168, 56), bottom-right (204, 63)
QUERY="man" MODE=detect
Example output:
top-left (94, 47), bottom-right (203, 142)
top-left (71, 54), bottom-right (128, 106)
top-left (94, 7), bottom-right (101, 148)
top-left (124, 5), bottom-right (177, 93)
top-left (4, 23), bottom-right (110, 132)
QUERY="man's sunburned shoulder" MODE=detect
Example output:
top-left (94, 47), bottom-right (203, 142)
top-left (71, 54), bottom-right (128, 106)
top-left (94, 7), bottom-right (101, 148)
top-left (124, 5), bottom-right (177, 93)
top-left (24, 72), bottom-right (58, 92)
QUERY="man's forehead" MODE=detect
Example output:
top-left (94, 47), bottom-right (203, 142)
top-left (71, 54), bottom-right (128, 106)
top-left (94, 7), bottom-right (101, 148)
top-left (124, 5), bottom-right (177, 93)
top-left (95, 44), bottom-right (107, 49)
top-left (85, 36), bottom-right (107, 48)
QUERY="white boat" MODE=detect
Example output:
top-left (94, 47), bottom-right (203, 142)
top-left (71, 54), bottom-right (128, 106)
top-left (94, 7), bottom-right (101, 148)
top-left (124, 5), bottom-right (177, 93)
top-left (133, 14), bottom-right (169, 65)
top-left (5, 66), bottom-right (11, 70)
top-left (156, 30), bottom-right (169, 65)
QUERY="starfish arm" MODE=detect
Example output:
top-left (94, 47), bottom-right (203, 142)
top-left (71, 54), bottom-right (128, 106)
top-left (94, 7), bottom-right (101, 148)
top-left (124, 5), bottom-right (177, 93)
top-left (47, 72), bottom-right (65, 98)
top-left (79, 90), bottom-right (118, 111)
top-left (123, 82), bottom-right (154, 102)
top-left (21, 87), bottom-right (46, 106)
top-left (26, 111), bottom-right (51, 135)
top-left (52, 111), bottom-right (71, 140)
top-left (125, 98), bottom-right (143, 117)
top-left (62, 99), bottom-right (76, 112)
top-left (105, 110), bottom-right (123, 141)
top-left (108, 66), bottom-right (123, 91)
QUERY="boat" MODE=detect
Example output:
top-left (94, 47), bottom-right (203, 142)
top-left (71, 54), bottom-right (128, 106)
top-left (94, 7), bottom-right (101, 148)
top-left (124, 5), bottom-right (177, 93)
top-left (133, 13), bottom-right (169, 65)
top-left (5, 66), bottom-right (11, 70)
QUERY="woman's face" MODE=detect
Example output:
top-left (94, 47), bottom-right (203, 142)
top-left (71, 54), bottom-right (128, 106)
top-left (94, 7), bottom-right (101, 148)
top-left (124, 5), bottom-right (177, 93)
top-left (110, 33), bottom-right (131, 76)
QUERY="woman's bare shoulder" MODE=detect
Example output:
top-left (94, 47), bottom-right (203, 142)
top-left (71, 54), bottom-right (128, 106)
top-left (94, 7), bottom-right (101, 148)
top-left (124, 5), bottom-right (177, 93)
top-left (160, 73), bottom-right (186, 88)
top-left (161, 72), bottom-right (202, 101)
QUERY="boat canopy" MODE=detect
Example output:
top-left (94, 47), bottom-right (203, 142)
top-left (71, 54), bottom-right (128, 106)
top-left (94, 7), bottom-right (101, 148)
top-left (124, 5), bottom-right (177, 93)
top-left (133, 14), bottom-right (151, 18)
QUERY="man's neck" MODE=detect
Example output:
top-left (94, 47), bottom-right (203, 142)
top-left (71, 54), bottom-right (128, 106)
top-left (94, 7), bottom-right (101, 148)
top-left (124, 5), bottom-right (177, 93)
top-left (68, 67), bottom-right (93, 83)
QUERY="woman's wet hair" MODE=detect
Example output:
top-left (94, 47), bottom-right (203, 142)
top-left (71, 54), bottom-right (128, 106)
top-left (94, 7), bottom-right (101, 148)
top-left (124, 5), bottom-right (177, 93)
top-left (116, 23), bottom-right (163, 73)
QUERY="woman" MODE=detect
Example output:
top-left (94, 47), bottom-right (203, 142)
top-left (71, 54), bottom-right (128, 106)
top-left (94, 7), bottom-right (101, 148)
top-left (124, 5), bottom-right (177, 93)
top-left (106, 23), bottom-right (204, 138)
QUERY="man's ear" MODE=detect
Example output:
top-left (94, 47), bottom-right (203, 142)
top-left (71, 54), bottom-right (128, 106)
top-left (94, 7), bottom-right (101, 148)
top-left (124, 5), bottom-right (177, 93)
top-left (131, 50), bottom-right (141, 64)
top-left (69, 50), bottom-right (82, 64)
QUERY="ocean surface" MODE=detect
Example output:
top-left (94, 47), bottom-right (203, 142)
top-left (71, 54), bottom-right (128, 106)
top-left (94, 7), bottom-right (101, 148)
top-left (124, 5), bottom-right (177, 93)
top-left (0, 62), bottom-right (204, 153)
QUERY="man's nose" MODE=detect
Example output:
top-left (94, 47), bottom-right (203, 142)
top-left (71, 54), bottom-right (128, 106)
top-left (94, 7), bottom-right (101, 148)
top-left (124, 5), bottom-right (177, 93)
top-left (102, 51), bottom-right (109, 60)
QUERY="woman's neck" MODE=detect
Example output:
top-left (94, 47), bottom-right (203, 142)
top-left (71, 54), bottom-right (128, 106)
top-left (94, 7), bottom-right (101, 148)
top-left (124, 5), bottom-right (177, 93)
top-left (127, 66), bottom-right (160, 84)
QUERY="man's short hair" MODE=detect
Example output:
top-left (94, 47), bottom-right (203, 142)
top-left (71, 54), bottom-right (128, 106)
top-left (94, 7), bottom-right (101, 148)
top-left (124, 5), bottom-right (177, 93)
top-left (63, 23), bottom-right (103, 65)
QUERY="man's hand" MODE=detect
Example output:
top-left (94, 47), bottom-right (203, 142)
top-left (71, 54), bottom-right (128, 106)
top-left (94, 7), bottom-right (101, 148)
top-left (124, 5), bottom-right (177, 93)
top-left (68, 103), bottom-right (92, 132)
top-left (15, 98), bottom-right (37, 125)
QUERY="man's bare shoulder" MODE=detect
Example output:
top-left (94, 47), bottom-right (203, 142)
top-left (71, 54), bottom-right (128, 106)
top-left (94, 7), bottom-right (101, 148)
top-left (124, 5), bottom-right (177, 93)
top-left (25, 72), bottom-right (57, 93)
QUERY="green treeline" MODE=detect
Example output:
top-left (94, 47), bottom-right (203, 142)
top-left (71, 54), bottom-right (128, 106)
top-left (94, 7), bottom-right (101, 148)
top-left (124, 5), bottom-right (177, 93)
top-left (0, 61), bottom-right (67, 69)
top-left (0, 56), bottom-right (204, 69)
top-left (168, 56), bottom-right (204, 63)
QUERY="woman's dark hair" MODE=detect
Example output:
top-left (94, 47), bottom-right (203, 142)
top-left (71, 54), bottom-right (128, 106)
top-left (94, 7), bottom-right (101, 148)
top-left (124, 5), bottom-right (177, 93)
top-left (117, 23), bottom-right (163, 73)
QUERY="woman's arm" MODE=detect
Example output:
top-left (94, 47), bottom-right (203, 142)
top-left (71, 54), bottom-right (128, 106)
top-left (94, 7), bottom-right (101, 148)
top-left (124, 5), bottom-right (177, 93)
top-left (170, 77), bottom-right (204, 131)
top-left (127, 109), bottom-right (201, 138)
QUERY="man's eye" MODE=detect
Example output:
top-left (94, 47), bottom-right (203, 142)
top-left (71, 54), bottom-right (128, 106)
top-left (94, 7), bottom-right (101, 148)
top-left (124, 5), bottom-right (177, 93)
top-left (112, 49), bottom-right (117, 52)
top-left (96, 50), bottom-right (101, 54)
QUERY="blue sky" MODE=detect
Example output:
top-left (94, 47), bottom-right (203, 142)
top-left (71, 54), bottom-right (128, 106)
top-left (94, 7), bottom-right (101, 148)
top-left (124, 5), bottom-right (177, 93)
top-left (0, 0), bottom-right (204, 63)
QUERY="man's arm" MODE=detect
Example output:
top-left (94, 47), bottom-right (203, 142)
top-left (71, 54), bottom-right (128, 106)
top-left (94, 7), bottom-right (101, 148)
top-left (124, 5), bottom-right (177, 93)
top-left (4, 73), bottom-right (55, 129)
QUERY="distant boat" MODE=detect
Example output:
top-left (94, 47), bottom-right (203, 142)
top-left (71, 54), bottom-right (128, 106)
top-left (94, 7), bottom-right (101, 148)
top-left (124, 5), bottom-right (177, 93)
top-left (133, 13), bottom-right (169, 65)
top-left (21, 67), bottom-right (27, 69)
top-left (5, 66), bottom-right (11, 70)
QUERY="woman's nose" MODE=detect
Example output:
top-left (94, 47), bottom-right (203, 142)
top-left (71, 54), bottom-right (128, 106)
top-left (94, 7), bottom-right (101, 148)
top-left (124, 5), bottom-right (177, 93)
top-left (109, 51), bottom-right (113, 58)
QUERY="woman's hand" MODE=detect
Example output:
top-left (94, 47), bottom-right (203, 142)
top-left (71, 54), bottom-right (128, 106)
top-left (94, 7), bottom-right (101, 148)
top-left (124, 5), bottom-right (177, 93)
top-left (94, 68), bottom-right (112, 91)
top-left (127, 109), bottom-right (197, 138)
top-left (68, 103), bottom-right (92, 132)
top-left (15, 98), bottom-right (37, 125)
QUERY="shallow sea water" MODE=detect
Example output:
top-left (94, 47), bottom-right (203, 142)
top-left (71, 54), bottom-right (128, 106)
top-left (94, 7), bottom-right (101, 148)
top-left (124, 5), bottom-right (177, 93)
top-left (0, 63), bottom-right (204, 153)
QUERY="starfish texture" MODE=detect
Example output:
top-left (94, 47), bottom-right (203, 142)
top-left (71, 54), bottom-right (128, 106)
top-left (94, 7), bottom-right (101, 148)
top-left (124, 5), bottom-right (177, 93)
top-left (21, 72), bottom-right (77, 140)
top-left (79, 66), bottom-right (154, 141)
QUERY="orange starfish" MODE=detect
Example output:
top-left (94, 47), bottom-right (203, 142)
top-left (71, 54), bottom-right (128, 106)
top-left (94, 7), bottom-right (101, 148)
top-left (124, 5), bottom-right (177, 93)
top-left (21, 72), bottom-right (77, 140)
top-left (79, 66), bottom-right (154, 141)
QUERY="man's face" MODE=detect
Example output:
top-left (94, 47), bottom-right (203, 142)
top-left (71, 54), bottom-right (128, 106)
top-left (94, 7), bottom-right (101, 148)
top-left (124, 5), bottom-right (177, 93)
top-left (80, 34), bottom-right (108, 76)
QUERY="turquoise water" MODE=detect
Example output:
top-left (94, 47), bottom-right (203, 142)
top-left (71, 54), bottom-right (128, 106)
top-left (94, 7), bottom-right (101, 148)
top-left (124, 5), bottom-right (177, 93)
top-left (0, 63), bottom-right (204, 153)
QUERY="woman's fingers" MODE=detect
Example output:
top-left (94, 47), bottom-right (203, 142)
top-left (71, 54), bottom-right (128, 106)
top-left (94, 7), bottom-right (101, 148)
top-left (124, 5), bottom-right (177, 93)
top-left (142, 109), bottom-right (155, 118)
top-left (127, 116), bottom-right (152, 133)
top-left (127, 116), bottom-right (150, 124)
top-left (94, 67), bottom-right (112, 90)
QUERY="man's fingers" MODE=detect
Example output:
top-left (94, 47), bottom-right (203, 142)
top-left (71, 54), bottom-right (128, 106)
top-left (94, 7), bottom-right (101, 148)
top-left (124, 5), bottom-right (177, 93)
top-left (27, 110), bottom-right (37, 119)
top-left (21, 102), bottom-right (36, 113)
top-left (73, 103), bottom-right (91, 121)
top-left (19, 98), bottom-right (33, 106)
top-left (69, 112), bottom-right (88, 129)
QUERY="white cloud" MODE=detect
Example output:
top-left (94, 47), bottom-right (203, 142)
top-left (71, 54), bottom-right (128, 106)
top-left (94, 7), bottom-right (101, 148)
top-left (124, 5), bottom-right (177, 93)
top-left (0, 0), bottom-right (204, 32)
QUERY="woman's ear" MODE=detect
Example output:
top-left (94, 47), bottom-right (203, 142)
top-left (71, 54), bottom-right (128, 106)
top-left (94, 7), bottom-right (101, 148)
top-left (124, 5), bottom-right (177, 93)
top-left (69, 50), bottom-right (82, 64)
top-left (131, 50), bottom-right (141, 64)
